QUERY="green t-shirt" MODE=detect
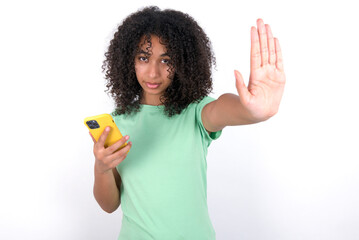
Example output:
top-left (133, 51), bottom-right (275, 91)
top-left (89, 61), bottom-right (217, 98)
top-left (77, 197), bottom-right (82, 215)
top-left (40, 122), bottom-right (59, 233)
top-left (113, 96), bottom-right (222, 240)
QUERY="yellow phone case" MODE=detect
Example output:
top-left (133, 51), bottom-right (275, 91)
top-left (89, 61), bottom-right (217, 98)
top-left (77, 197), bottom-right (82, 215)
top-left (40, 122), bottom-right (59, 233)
top-left (84, 113), bottom-right (127, 150)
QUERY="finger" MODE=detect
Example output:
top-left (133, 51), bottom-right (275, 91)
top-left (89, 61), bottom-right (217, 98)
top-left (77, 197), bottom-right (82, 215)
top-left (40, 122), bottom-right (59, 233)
top-left (109, 153), bottom-right (127, 169)
top-left (96, 126), bottom-right (111, 149)
top-left (275, 38), bottom-right (284, 71)
top-left (112, 142), bottom-right (132, 160)
top-left (108, 142), bottom-right (132, 167)
top-left (266, 24), bottom-right (276, 66)
top-left (257, 19), bottom-right (268, 66)
top-left (250, 26), bottom-right (261, 71)
top-left (89, 132), bottom-right (96, 144)
top-left (234, 70), bottom-right (251, 104)
top-left (106, 135), bottom-right (129, 154)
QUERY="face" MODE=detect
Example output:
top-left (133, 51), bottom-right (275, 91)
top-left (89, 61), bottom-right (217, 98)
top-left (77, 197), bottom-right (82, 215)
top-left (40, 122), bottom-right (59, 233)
top-left (135, 35), bottom-right (172, 105)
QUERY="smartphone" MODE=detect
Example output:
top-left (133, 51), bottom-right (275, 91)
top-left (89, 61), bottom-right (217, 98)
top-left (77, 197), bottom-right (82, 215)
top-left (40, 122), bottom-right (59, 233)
top-left (84, 113), bottom-right (127, 151)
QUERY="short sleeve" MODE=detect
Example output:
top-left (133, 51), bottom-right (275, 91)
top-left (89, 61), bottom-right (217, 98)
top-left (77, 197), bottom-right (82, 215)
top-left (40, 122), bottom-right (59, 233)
top-left (195, 96), bottom-right (222, 146)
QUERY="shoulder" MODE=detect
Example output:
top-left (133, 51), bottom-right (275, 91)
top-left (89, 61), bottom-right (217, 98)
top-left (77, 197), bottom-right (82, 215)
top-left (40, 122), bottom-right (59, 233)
top-left (192, 96), bottom-right (221, 137)
top-left (187, 96), bottom-right (216, 111)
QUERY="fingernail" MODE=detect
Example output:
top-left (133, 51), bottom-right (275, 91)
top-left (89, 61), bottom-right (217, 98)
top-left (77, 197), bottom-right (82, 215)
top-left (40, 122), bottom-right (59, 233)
top-left (125, 135), bottom-right (129, 140)
top-left (106, 127), bottom-right (110, 131)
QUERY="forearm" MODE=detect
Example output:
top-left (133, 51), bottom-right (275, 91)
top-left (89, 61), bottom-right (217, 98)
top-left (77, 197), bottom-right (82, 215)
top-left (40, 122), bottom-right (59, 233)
top-left (217, 93), bottom-right (262, 126)
top-left (93, 170), bottom-right (121, 213)
top-left (203, 93), bottom-right (263, 132)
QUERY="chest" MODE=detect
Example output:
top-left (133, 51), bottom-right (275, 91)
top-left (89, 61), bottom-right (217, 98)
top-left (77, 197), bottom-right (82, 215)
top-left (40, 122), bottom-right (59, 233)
top-left (116, 112), bottom-right (206, 181)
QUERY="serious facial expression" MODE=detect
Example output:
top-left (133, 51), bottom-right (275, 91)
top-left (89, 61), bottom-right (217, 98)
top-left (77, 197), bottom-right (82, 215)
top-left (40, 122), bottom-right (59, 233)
top-left (134, 35), bottom-right (172, 105)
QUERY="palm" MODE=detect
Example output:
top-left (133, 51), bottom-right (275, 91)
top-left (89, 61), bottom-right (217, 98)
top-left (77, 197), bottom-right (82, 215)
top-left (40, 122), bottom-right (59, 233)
top-left (235, 19), bottom-right (286, 121)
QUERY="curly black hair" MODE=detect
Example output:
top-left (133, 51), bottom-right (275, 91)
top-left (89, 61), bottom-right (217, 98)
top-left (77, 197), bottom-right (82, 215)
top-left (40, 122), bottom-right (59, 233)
top-left (102, 6), bottom-right (215, 117)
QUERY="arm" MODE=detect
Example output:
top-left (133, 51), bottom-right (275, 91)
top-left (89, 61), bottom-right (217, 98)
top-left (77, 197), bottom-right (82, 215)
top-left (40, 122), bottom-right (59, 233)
top-left (202, 19), bottom-right (286, 132)
top-left (202, 93), bottom-right (259, 133)
top-left (90, 127), bottom-right (131, 213)
top-left (93, 168), bottom-right (122, 213)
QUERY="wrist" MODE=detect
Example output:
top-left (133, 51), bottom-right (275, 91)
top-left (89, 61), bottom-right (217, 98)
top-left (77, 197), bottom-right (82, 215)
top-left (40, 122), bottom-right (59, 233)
top-left (94, 165), bottom-right (113, 177)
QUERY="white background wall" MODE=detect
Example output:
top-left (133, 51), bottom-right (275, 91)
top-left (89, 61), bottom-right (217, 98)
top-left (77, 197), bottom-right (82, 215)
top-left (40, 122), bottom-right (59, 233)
top-left (1, 0), bottom-right (358, 239)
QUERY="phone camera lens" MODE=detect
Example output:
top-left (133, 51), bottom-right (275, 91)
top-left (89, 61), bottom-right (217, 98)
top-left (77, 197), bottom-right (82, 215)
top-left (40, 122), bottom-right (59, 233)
top-left (86, 120), bottom-right (100, 129)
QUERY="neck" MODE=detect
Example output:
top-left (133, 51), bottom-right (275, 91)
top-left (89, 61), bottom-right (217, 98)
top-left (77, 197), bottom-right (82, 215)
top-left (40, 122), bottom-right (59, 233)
top-left (140, 93), bottom-right (164, 106)
top-left (140, 98), bottom-right (164, 106)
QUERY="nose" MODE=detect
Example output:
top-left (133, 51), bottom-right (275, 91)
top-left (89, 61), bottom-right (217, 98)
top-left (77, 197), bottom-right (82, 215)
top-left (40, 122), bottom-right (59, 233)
top-left (147, 61), bottom-right (160, 79)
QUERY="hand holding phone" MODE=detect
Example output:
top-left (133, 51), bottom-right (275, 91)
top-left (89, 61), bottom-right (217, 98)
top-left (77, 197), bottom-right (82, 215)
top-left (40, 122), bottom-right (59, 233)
top-left (85, 114), bottom-right (132, 174)
top-left (85, 114), bottom-right (126, 149)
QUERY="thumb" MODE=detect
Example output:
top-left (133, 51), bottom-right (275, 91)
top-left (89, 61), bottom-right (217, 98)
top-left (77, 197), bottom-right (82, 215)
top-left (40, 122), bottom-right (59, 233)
top-left (234, 70), bottom-right (250, 101)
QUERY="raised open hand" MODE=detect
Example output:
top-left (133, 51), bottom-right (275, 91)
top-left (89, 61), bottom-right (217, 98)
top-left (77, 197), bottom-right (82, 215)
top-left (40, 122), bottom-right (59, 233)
top-left (235, 19), bottom-right (286, 122)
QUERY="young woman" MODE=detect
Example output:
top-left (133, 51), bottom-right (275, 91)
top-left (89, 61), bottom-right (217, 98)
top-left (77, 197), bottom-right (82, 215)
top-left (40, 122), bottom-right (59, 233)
top-left (89, 6), bottom-right (286, 239)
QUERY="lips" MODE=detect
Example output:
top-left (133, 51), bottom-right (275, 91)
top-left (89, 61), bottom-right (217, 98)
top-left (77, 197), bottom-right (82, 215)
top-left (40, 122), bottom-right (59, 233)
top-left (145, 82), bottom-right (161, 89)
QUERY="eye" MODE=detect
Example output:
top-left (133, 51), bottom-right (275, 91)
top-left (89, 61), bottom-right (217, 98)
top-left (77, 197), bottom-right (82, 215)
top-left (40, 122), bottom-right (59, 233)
top-left (161, 59), bottom-right (171, 64)
top-left (138, 56), bottom-right (148, 62)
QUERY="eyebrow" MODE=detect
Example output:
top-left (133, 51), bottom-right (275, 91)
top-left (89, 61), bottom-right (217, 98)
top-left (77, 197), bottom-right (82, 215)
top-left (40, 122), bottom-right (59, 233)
top-left (137, 50), bottom-right (169, 57)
